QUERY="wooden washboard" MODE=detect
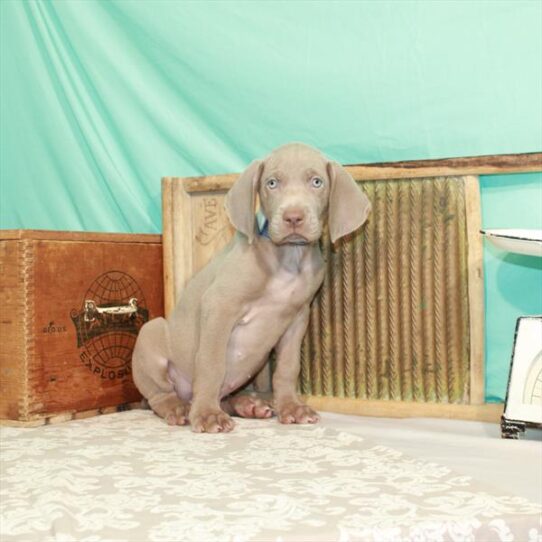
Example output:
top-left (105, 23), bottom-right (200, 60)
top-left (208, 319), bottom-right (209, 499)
top-left (162, 153), bottom-right (542, 422)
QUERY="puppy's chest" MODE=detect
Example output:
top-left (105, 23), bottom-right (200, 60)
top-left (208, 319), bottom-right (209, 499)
top-left (223, 270), bottom-right (316, 391)
top-left (242, 271), bottom-right (311, 323)
top-left (228, 271), bottom-right (312, 355)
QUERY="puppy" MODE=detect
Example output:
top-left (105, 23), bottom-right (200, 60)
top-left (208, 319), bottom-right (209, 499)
top-left (132, 143), bottom-right (371, 432)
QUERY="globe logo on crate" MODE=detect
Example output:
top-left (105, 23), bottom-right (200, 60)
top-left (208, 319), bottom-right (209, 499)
top-left (70, 271), bottom-right (149, 380)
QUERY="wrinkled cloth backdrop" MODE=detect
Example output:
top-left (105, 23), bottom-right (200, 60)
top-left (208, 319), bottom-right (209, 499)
top-left (1, 0), bottom-right (541, 401)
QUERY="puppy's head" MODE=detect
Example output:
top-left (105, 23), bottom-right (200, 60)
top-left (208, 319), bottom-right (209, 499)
top-left (225, 143), bottom-right (371, 245)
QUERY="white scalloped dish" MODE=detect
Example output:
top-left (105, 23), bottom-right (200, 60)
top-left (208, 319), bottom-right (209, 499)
top-left (481, 229), bottom-right (542, 257)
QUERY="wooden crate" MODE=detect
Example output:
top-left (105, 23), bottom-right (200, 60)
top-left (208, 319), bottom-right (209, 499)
top-left (162, 154), bottom-right (541, 422)
top-left (0, 230), bottom-right (163, 426)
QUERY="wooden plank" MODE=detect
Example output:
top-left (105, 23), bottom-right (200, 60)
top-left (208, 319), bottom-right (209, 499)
top-left (175, 152), bottom-right (542, 193)
top-left (46, 412), bottom-right (75, 425)
top-left (73, 409), bottom-right (101, 420)
top-left (464, 176), bottom-right (486, 404)
top-left (162, 178), bottom-right (175, 316)
top-left (347, 152), bottom-right (542, 181)
top-left (163, 178), bottom-right (235, 317)
top-left (0, 418), bottom-right (47, 428)
top-left (168, 177), bottom-right (196, 315)
top-left (303, 396), bottom-right (503, 422)
top-left (0, 230), bottom-right (161, 244)
top-left (182, 173), bottom-right (238, 194)
top-left (0, 402), bottom-right (145, 427)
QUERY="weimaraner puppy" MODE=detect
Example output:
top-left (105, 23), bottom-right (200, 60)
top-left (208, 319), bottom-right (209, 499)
top-left (132, 143), bottom-right (371, 433)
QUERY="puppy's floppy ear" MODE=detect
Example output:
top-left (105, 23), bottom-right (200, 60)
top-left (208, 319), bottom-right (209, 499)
top-left (224, 159), bottom-right (264, 244)
top-left (327, 161), bottom-right (371, 243)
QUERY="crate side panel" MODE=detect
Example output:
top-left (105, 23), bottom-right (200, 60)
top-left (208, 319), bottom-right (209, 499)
top-left (0, 240), bottom-right (27, 420)
top-left (28, 240), bottom-right (164, 416)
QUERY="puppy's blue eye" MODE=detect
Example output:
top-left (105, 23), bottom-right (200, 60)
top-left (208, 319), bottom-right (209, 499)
top-left (266, 178), bottom-right (278, 189)
top-left (312, 177), bottom-right (324, 188)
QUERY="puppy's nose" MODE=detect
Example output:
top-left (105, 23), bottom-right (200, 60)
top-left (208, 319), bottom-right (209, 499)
top-left (283, 208), bottom-right (305, 227)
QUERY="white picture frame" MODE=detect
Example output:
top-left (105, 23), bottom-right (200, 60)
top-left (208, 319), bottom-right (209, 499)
top-left (502, 316), bottom-right (542, 437)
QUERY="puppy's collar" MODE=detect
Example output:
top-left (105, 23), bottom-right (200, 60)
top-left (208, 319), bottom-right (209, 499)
top-left (256, 211), bottom-right (271, 240)
top-left (259, 220), bottom-right (270, 239)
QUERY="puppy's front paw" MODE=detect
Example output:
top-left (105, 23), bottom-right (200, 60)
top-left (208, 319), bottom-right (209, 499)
top-left (277, 403), bottom-right (320, 424)
top-left (190, 409), bottom-right (235, 433)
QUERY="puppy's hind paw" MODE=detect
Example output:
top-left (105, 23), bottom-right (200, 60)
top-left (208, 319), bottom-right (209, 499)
top-left (165, 403), bottom-right (190, 426)
top-left (229, 394), bottom-right (274, 419)
top-left (149, 393), bottom-right (190, 426)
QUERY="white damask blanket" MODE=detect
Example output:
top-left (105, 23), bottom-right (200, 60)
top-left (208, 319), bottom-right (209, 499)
top-left (1, 410), bottom-right (540, 542)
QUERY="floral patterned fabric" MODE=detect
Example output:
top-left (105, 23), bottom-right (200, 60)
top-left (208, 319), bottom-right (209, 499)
top-left (1, 410), bottom-right (540, 542)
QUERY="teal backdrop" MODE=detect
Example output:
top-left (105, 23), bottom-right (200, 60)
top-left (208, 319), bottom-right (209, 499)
top-left (1, 0), bottom-right (541, 401)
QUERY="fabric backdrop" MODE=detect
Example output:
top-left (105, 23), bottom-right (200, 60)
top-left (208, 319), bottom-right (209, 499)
top-left (1, 0), bottom-right (541, 401)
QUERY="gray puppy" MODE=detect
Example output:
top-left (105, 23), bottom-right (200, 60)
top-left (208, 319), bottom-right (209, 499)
top-left (132, 143), bottom-right (371, 432)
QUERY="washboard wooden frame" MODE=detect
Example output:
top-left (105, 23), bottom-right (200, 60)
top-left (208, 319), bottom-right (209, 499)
top-left (162, 153), bottom-right (541, 422)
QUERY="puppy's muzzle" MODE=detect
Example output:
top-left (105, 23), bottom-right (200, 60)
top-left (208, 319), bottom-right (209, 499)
top-left (280, 207), bottom-right (311, 245)
top-left (283, 207), bottom-right (305, 229)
